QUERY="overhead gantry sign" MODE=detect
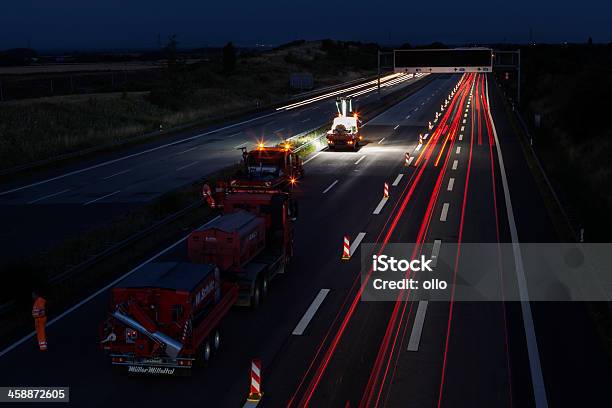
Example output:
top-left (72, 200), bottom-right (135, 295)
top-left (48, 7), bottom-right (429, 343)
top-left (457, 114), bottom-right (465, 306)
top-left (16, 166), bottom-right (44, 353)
top-left (394, 48), bottom-right (493, 73)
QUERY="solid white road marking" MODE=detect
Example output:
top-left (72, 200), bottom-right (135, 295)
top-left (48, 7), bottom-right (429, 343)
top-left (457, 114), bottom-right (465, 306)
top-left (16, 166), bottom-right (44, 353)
top-left (234, 141), bottom-right (248, 149)
top-left (0, 215), bottom-right (221, 360)
top-left (378, 137), bottom-right (385, 144)
top-left (373, 197), bottom-right (388, 214)
top-left (405, 115), bottom-right (411, 119)
top-left (83, 190), bottom-right (121, 206)
top-left (485, 76), bottom-right (548, 408)
top-left (27, 189), bottom-right (71, 204)
top-left (447, 178), bottom-right (455, 191)
top-left (456, 146), bottom-right (461, 154)
top-left (227, 132), bottom-right (242, 138)
top-left (407, 300), bottom-right (428, 351)
top-left (103, 169), bottom-right (132, 180)
top-left (176, 161), bottom-right (199, 171)
top-left (273, 128), bottom-right (285, 133)
top-left (350, 232), bottom-right (366, 256)
top-left (440, 203), bottom-right (449, 222)
top-left (303, 152), bottom-right (321, 165)
top-left (301, 118), bottom-right (311, 123)
top-left (393, 124), bottom-right (400, 130)
top-left (415, 144), bottom-right (422, 152)
top-left (452, 160), bottom-right (458, 170)
top-left (323, 180), bottom-right (339, 194)
top-left (355, 155), bottom-right (366, 165)
top-left (292, 289), bottom-right (330, 335)
top-left (392, 174), bottom-right (404, 186)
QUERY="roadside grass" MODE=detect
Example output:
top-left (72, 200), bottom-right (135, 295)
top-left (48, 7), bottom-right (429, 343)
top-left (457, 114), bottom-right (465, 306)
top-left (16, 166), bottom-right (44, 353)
top-left (0, 40), bottom-right (376, 171)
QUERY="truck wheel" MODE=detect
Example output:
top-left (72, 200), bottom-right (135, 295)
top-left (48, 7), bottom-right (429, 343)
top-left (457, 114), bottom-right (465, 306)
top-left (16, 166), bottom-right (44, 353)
top-left (202, 340), bottom-right (212, 363)
top-left (213, 330), bottom-right (221, 351)
top-left (251, 283), bottom-right (261, 309)
top-left (262, 276), bottom-right (269, 299)
top-left (196, 339), bottom-right (212, 367)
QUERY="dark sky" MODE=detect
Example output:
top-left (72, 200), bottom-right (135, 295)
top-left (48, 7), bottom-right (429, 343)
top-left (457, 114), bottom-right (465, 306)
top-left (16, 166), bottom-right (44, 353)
top-left (2, 0), bottom-right (611, 50)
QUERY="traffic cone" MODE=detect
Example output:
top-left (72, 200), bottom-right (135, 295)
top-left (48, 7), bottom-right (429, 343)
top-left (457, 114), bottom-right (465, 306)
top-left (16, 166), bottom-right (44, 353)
top-left (247, 359), bottom-right (263, 402)
top-left (342, 236), bottom-right (351, 260)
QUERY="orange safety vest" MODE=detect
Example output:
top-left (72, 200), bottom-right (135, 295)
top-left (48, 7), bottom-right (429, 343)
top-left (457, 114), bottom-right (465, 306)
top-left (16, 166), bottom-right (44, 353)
top-left (32, 296), bottom-right (46, 319)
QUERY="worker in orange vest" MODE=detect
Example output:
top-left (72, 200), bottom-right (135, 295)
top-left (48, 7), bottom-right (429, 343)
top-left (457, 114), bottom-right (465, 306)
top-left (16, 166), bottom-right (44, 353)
top-left (31, 291), bottom-right (48, 351)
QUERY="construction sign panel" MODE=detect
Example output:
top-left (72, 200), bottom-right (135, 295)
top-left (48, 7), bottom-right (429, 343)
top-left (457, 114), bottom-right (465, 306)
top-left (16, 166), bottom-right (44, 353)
top-left (394, 49), bottom-right (493, 73)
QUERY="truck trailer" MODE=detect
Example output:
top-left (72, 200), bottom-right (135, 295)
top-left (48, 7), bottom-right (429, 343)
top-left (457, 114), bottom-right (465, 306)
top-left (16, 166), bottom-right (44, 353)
top-left (100, 262), bottom-right (238, 375)
top-left (191, 188), bottom-right (296, 307)
top-left (100, 187), bottom-right (296, 375)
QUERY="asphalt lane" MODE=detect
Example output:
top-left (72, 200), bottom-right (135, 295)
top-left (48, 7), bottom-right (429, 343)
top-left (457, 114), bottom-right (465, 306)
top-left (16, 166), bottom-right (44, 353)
top-left (3, 72), bottom-right (607, 408)
top-left (0, 74), bottom-right (449, 407)
top-left (285, 73), bottom-right (534, 408)
top-left (0, 74), bottom-right (425, 263)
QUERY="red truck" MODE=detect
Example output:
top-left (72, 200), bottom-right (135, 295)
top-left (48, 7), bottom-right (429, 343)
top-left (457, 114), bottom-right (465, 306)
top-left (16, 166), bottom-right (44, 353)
top-left (100, 188), bottom-right (296, 375)
top-left (230, 145), bottom-right (304, 191)
top-left (99, 262), bottom-right (237, 375)
top-left (191, 188), bottom-right (296, 307)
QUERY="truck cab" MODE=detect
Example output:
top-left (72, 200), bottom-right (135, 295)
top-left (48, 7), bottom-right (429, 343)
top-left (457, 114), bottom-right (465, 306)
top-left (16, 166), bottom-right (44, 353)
top-left (232, 145), bottom-right (304, 190)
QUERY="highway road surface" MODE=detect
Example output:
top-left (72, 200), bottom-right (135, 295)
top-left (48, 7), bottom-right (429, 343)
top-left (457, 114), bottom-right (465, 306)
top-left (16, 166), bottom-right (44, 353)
top-left (1, 73), bottom-right (611, 408)
top-left (0, 72), bottom-right (434, 264)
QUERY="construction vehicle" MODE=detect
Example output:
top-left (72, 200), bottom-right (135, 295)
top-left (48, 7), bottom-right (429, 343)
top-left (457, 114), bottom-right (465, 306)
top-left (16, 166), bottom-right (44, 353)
top-left (326, 97), bottom-right (362, 151)
top-left (100, 185), bottom-right (296, 375)
top-left (194, 185), bottom-right (297, 307)
top-left (99, 262), bottom-right (238, 375)
top-left (228, 144), bottom-right (304, 191)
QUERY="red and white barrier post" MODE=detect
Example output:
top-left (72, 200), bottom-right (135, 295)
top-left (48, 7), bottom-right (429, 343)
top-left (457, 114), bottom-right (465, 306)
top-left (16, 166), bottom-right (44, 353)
top-left (342, 235), bottom-right (351, 260)
top-left (404, 152), bottom-right (410, 166)
top-left (248, 358), bottom-right (263, 402)
top-left (383, 182), bottom-right (389, 198)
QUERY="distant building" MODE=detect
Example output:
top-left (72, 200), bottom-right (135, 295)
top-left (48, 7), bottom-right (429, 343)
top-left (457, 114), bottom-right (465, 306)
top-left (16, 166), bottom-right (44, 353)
top-left (290, 72), bottom-right (314, 90)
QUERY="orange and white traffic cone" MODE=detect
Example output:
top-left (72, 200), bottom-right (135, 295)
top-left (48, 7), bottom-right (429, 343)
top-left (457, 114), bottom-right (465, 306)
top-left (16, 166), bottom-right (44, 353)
top-left (247, 359), bottom-right (263, 402)
top-left (342, 236), bottom-right (351, 260)
top-left (384, 182), bottom-right (389, 198)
